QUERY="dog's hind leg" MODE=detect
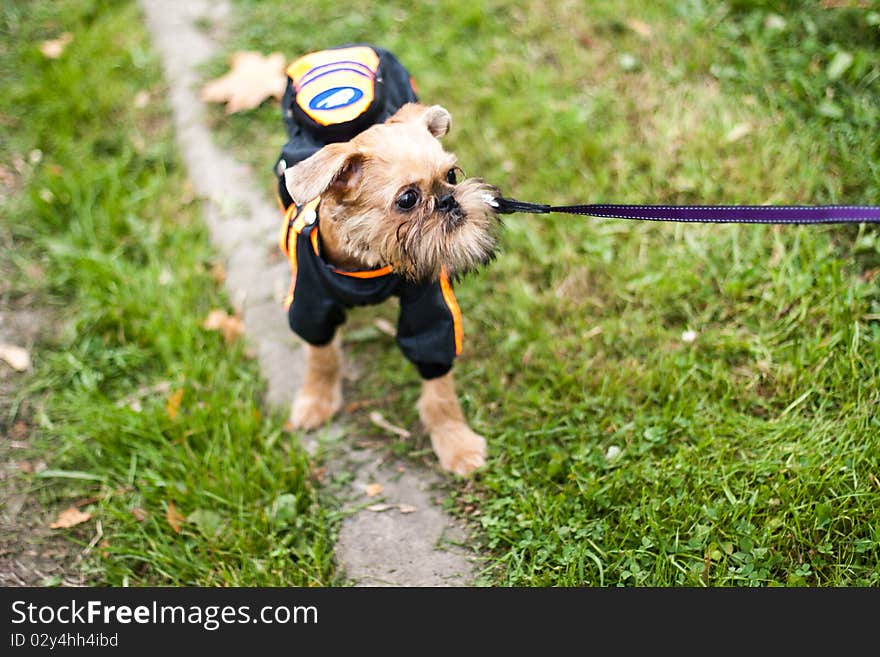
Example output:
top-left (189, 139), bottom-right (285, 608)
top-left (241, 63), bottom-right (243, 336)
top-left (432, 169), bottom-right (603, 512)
top-left (290, 340), bottom-right (343, 430)
top-left (418, 372), bottom-right (487, 476)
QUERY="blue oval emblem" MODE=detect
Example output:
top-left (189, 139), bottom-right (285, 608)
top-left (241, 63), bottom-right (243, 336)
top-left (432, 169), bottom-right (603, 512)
top-left (309, 86), bottom-right (364, 111)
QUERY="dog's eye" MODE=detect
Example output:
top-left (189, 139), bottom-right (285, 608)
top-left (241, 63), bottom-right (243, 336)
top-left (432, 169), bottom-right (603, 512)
top-left (446, 168), bottom-right (457, 185)
top-left (396, 189), bottom-right (420, 211)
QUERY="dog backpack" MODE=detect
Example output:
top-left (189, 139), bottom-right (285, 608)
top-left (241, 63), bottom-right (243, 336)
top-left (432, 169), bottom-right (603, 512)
top-left (275, 44), bottom-right (419, 177)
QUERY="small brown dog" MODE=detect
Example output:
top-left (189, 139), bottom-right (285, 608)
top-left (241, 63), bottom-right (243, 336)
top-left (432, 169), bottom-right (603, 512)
top-left (280, 102), bottom-right (500, 475)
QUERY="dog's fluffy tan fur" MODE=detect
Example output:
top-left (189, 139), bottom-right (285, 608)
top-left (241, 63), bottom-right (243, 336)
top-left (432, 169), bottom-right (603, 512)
top-left (283, 103), bottom-right (499, 475)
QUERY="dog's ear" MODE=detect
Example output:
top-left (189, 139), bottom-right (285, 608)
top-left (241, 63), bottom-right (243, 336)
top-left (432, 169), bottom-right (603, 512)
top-left (284, 142), bottom-right (363, 204)
top-left (388, 103), bottom-right (452, 138)
top-left (421, 105), bottom-right (452, 138)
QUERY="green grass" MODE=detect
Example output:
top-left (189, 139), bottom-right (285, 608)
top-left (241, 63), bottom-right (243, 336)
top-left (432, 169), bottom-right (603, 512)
top-left (1, 0), bottom-right (337, 585)
top-left (210, 0), bottom-right (880, 586)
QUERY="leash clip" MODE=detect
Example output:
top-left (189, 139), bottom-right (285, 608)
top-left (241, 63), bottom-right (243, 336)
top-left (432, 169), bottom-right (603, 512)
top-left (492, 196), bottom-right (552, 215)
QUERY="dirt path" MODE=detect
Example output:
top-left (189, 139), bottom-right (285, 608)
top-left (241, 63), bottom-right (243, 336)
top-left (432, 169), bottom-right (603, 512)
top-left (139, 0), bottom-right (477, 586)
top-left (0, 290), bottom-right (86, 587)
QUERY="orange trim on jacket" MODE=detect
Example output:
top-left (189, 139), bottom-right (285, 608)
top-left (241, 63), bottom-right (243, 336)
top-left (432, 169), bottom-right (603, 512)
top-left (281, 197), bottom-right (320, 310)
top-left (306, 217), bottom-right (397, 278)
top-left (439, 268), bottom-right (463, 356)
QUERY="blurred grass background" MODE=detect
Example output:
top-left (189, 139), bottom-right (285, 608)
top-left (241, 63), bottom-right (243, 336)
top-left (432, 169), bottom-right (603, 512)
top-left (209, 0), bottom-right (880, 585)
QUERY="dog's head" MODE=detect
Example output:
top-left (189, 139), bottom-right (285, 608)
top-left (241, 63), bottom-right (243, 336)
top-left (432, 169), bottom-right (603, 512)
top-left (283, 103), bottom-right (500, 282)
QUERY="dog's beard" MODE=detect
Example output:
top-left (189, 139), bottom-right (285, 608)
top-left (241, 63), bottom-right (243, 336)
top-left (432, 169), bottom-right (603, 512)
top-left (339, 179), bottom-right (501, 283)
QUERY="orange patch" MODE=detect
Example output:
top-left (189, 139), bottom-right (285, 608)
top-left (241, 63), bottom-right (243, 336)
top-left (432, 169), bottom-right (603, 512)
top-left (287, 46), bottom-right (380, 127)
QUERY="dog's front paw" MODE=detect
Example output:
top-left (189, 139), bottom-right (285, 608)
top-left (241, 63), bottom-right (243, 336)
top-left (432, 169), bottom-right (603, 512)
top-left (430, 422), bottom-right (487, 476)
top-left (290, 389), bottom-right (341, 430)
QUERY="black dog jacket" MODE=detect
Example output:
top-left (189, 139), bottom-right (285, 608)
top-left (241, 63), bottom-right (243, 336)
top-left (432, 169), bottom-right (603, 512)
top-left (276, 45), bottom-right (463, 380)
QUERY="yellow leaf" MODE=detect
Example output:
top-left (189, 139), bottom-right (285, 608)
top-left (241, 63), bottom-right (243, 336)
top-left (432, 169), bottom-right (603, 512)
top-left (40, 32), bottom-right (73, 59)
top-left (202, 309), bottom-right (243, 343)
top-left (0, 343), bottom-right (31, 371)
top-left (626, 19), bottom-right (652, 38)
top-left (202, 309), bottom-right (227, 330)
top-left (365, 483), bottom-right (383, 497)
top-left (373, 318), bottom-right (396, 336)
top-left (166, 501), bottom-right (184, 533)
top-left (211, 261), bottom-right (226, 284)
top-left (201, 51), bottom-right (287, 114)
top-left (725, 123), bottom-right (752, 143)
top-left (133, 90), bottom-right (150, 108)
top-left (166, 389), bottom-right (184, 420)
top-left (49, 506), bottom-right (91, 529)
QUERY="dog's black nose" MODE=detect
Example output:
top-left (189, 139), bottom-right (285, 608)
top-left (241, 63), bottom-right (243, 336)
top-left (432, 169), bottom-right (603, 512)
top-left (437, 193), bottom-right (459, 213)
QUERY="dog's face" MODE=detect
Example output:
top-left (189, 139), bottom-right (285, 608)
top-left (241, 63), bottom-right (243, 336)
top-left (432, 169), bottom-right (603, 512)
top-left (284, 103), bottom-right (500, 281)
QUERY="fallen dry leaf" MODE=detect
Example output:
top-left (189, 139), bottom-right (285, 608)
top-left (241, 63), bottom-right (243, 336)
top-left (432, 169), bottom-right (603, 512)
top-left (0, 163), bottom-right (17, 189)
top-left (310, 466), bottom-right (327, 484)
top-left (344, 399), bottom-right (370, 413)
top-left (344, 393), bottom-right (400, 413)
top-left (40, 32), bottom-right (73, 59)
top-left (49, 506), bottom-right (91, 529)
top-left (577, 33), bottom-right (596, 49)
top-left (201, 51), bottom-right (287, 114)
top-left (369, 411), bottom-right (411, 439)
top-left (0, 343), bottom-right (31, 371)
top-left (365, 483), bottom-right (383, 497)
top-left (74, 495), bottom-right (102, 508)
top-left (11, 420), bottom-right (29, 439)
top-left (202, 309), bottom-right (243, 343)
top-left (166, 389), bottom-right (184, 420)
top-left (368, 503), bottom-right (416, 514)
top-left (725, 123), bottom-right (752, 143)
top-left (166, 501), bottom-right (184, 533)
top-left (133, 90), bottom-right (150, 108)
top-left (626, 18), bottom-right (652, 37)
top-left (374, 318), bottom-right (396, 336)
top-left (202, 309), bottom-right (228, 330)
top-left (131, 507), bottom-right (148, 522)
top-left (211, 261), bottom-right (227, 284)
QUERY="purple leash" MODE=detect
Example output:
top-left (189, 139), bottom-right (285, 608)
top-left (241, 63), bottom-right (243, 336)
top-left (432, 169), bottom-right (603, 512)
top-left (493, 197), bottom-right (880, 224)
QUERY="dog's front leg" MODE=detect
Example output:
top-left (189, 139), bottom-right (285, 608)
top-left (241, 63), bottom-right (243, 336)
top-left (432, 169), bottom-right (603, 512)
top-left (291, 340), bottom-right (343, 429)
top-left (418, 372), bottom-right (486, 475)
